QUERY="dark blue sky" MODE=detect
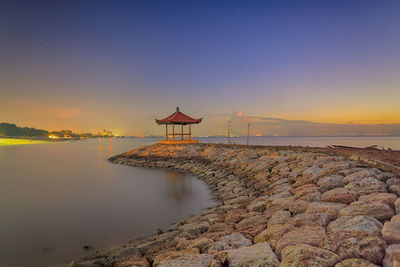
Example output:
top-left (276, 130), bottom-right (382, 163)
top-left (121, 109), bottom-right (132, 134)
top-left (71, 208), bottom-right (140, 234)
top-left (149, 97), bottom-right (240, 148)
top-left (1, 0), bottom-right (399, 135)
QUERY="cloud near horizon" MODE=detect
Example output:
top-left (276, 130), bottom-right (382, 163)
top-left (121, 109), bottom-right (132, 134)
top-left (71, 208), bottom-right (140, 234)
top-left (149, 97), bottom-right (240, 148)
top-left (230, 110), bottom-right (400, 136)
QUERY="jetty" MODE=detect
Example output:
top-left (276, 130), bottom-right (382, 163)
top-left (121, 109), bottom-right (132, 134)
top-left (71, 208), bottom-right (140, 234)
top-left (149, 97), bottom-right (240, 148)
top-left (72, 143), bottom-right (400, 266)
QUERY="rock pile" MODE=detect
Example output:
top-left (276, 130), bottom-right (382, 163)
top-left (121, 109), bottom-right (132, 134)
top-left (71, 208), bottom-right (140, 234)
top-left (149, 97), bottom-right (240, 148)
top-left (71, 144), bottom-right (400, 267)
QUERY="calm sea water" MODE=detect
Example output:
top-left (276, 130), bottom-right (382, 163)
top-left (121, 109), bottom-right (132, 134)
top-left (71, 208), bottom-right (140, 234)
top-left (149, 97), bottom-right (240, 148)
top-left (0, 136), bottom-right (398, 267)
top-left (0, 138), bottom-right (215, 267)
top-left (199, 136), bottom-right (400, 150)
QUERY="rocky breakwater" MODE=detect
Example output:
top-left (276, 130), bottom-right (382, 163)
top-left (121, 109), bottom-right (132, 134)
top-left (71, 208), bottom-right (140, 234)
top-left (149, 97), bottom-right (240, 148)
top-left (71, 144), bottom-right (400, 267)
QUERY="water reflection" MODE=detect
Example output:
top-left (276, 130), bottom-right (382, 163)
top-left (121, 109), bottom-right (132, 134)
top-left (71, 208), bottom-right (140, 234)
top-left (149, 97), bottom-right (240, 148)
top-left (165, 171), bottom-right (193, 200)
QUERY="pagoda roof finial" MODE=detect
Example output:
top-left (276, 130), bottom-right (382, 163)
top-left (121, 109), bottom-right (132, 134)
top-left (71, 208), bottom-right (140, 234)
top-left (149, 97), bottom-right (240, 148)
top-left (176, 106), bottom-right (180, 112)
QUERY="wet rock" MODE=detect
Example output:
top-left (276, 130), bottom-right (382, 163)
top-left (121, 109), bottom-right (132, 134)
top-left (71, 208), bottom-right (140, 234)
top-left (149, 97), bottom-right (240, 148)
top-left (382, 219), bottom-right (400, 244)
top-left (389, 185), bottom-right (400, 196)
top-left (154, 253), bottom-right (213, 267)
top-left (334, 258), bottom-right (379, 267)
top-left (224, 195), bottom-right (249, 205)
top-left (254, 223), bottom-right (294, 250)
top-left (344, 177), bottom-right (387, 198)
top-left (176, 237), bottom-right (214, 253)
top-left (326, 215), bottom-right (383, 235)
top-left (321, 188), bottom-right (356, 205)
top-left (388, 177), bottom-right (400, 186)
top-left (223, 209), bottom-right (246, 224)
top-left (265, 197), bottom-right (293, 212)
top-left (317, 174), bottom-right (345, 192)
top-left (358, 193), bottom-right (398, 207)
top-left (207, 233), bottom-right (251, 255)
top-left (179, 221), bottom-right (210, 235)
top-left (288, 199), bottom-right (309, 214)
top-left (343, 169), bottom-right (379, 183)
top-left (396, 198), bottom-right (400, 214)
top-left (280, 244), bottom-right (340, 267)
top-left (290, 212), bottom-right (330, 227)
top-left (267, 210), bottom-right (291, 227)
top-left (321, 230), bottom-right (387, 264)
top-left (291, 184), bottom-right (320, 200)
top-left (213, 242), bottom-right (279, 267)
top-left (275, 225), bottom-right (326, 254)
top-left (306, 202), bottom-right (346, 220)
top-left (339, 201), bottom-right (394, 221)
top-left (247, 200), bottom-right (267, 212)
top-left (383, 244), bottom-right (400, 267)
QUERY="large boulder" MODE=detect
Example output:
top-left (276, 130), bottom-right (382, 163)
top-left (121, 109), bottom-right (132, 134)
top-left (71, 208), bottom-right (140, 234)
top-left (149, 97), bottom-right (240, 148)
top-left (358, 193), bottom-right (398, 207)
top-left (289, 212), bottom-right (330, 228)
top-left (318, 175), bottom-right (345, 192)
top-left (155, 253), bottom-right (213, 267)
top-left (326, 216), bottom-right (383, 235)
top-left (383, 244), bottom-right (400, 267)
top-left (179, 221), bottom-right (210, 235)
top-left (321, 188), bottom-right (356, 205)
top-left (207, 233), bottom-right (251, 255)
top-left (306, 202), bottom-right (346, 220)
top-left (344, 177), bottom-right (387, 198)
top-left (334, 258), bottom-right (379, 267)
top-left (213, 242), bottom-right (279, 267)
top-left (275, 225), bottom-right (326, 254)
top-left (338, 201), bottom-right (394, 221)
top-left (382, 218), bottom-right (400, 244)
top-left (321, 230), bottom-right (387, 264)
top-left (280, 244), bottom-right (340, 267)
top-left (254, 223), bottom-right (294, 250)
top-left (268, 210), bottom-right (291, 227)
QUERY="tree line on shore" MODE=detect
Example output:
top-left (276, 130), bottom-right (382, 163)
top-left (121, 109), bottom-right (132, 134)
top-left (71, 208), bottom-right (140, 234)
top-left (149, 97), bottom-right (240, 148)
top-left (0, 123), bottom-right (114, 138)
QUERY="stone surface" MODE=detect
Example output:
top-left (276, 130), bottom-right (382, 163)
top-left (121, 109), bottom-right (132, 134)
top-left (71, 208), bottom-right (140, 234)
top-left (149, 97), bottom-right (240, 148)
top-left (290, 212), bottom-right (330, 227)
top-left (155, 253), bottom-right (213, 267)
top-left (326, 215), bottom-right (383, 235)
top-left (344, 177), bottom-right (387, 198)
top-left (321, 188), bottom-right (356, 205)
top-left (382, 220), bottom-right (400, 244)
top-left (396, 198), bottom-right (400, 214)
top-left (306, 202), bottom-right (346, 220)
top-left (339, 201), bottom-right (394, 221)
top-left (207, 233), bottom-right (251, 255)
top-left (318, 174), bottom-right (345, 192)
top-left (74, 144), bottom-right (399, 267)
top-left (321, 230), bottom-right (387, 264)
top-left (275, 225), bottom-right (326, 254)
top-left (358, 193), bottom-right (398, 207)
top-left (335, 258), bottom-right (379, 267)
top-left (213, 242), bottom-right (279, 267)
top-left (267, 210), bottom-right (291, 227)
top-left (383, 244), bottom-right (400, 267)
top-left (254, 223), bottom-right (294, 250)
top-left (280, 244), bottom-right (340, 267)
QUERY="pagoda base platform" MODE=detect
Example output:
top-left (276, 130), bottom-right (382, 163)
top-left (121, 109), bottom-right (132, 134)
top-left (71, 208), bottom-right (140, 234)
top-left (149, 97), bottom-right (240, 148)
top-left (159, 140), bottom-right (199, 144)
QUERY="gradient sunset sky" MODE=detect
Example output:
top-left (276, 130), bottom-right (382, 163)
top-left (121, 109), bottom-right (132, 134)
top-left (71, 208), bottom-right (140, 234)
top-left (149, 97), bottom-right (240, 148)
top-left (1, 0), bottom-right (399, 136)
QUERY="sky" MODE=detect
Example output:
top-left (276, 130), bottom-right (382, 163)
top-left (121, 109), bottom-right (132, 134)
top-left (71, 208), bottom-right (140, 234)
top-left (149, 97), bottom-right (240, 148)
top-left (1, 0), bottom-right (399, 136)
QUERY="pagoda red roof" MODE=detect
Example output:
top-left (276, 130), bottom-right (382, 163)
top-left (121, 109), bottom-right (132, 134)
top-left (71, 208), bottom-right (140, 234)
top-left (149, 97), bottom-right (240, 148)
top-left (156, 107), bottom-right (202, 125)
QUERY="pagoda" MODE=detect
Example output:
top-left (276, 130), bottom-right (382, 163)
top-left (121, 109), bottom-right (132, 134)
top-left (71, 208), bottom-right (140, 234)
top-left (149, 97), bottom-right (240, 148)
top-left (156, 107), bottom-right (202, 144)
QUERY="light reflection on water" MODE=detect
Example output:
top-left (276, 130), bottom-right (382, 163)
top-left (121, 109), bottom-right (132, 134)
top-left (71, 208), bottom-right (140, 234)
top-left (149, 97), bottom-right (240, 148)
top-left (0, 138), bottom-right (215, 267)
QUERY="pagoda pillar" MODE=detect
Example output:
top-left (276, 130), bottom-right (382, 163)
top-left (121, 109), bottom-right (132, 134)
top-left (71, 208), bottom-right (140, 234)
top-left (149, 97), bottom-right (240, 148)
top-left (165, 124), bottom-right (168, 140)
top-left (181, 125), bottom-right (184, 140)
top-left (172, 124), bottom-right (175, 140)
top-left (189, 124), bottom-right (192, 140)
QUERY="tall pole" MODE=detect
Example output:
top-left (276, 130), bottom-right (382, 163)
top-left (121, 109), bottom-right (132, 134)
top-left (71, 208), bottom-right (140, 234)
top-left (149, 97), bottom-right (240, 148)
top-left (228, 120), bottom-right (231, 145)
top-left (247, 122), bottom-right (250, 146)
